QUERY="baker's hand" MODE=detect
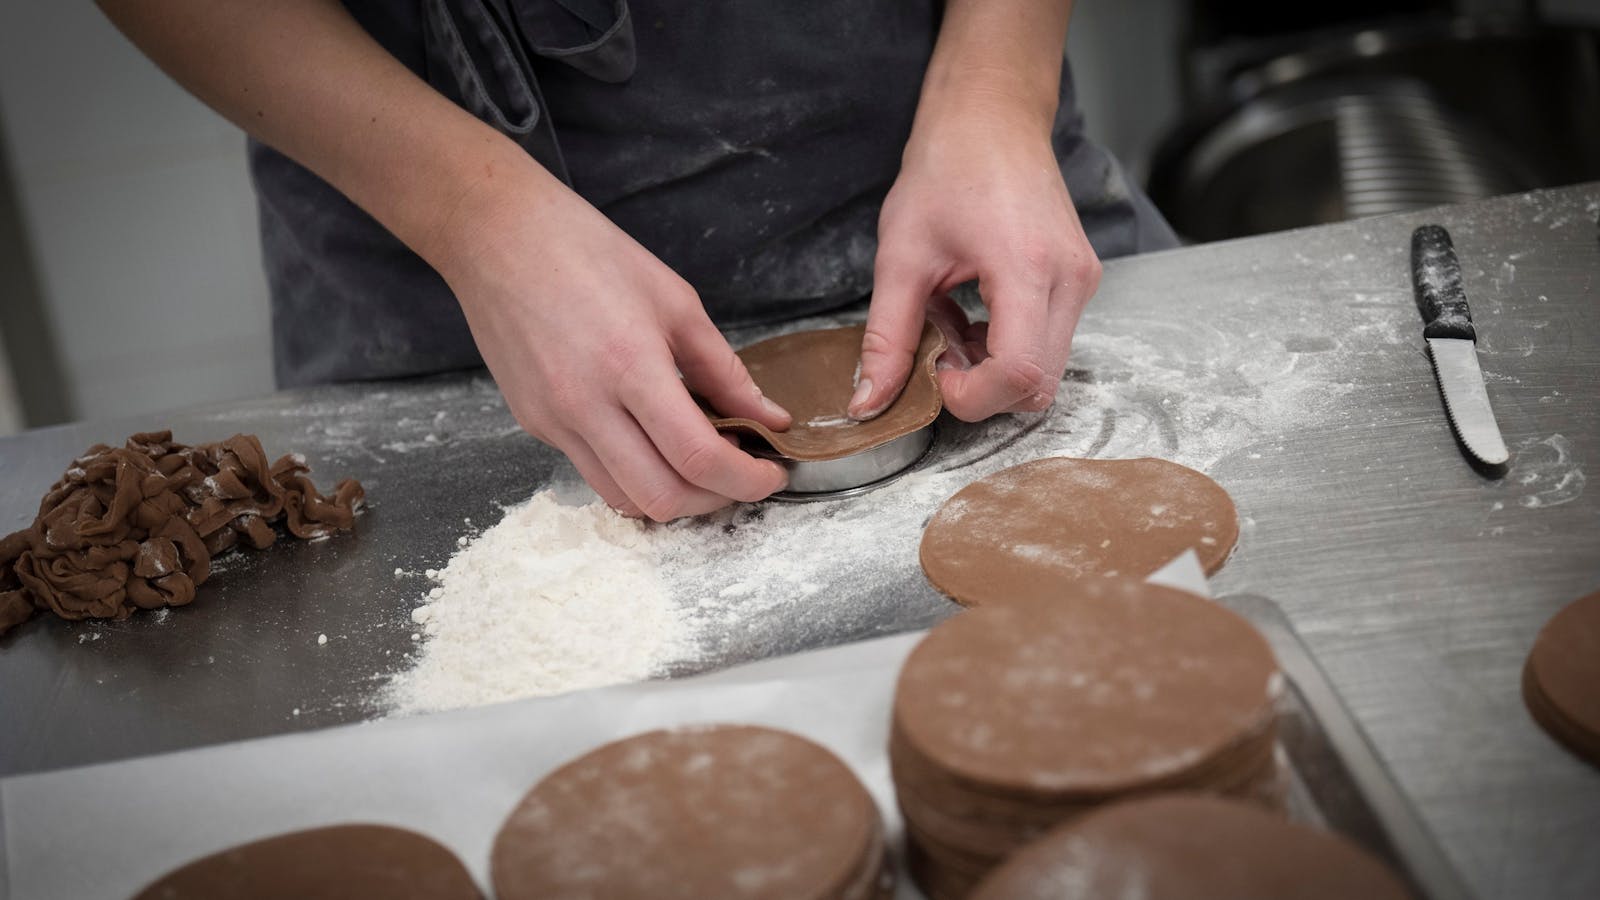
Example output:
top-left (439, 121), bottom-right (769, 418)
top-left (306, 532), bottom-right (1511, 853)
top-left (441, 167), bottom-right (790, 521)
top-left (851, 99), bottom-right (1101, 422)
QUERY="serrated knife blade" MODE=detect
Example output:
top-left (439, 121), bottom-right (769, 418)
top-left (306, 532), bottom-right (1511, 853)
top-left (1410, 225), bottom-right (1510, 470)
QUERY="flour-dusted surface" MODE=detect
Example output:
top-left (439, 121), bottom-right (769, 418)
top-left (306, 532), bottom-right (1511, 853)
top-left (386, 271), bottom-right (1395, 711)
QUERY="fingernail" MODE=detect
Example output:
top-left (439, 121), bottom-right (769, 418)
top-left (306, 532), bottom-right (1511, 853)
top-left (848, 378), bottom-right (874, 418)
top-left (760, 395), bottom-right (789, 422)
top-left (935, 345), bottom-right (972, 372)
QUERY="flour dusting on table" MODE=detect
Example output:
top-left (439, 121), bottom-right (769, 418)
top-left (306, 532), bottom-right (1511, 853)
top-left (387, 291), bottom-right (1408, 714)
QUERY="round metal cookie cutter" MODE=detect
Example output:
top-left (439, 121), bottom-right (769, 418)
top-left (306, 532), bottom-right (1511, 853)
top-left (756, 423), bottom-right (937, 502)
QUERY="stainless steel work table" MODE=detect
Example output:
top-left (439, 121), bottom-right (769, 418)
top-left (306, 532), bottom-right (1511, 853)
top-left (2, 185), bottom-right (1597, 899)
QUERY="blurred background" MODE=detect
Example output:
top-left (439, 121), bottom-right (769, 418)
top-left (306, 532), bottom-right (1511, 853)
top-left (1, 0), bottom-right (1597, 435)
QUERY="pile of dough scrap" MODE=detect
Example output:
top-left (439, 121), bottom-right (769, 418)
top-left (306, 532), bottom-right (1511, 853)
top-left (0, 430), bottom-right (364, 637)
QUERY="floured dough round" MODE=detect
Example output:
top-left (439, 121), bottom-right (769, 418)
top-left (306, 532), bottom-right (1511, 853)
top-left (970, 793), bottom-right (1414, 900)
top-left (919, 457), bottom-right (1237, 606)
top-left (131, 824), bottom-right (480, 900)
top-left (1524, 589), bottom-right (1600, 766)
top-left (893, 578), bottom-right (1279, 798)
top-left (707, 323), bottom-right (946, 461)
top-left (492, 724), bottom-right (888, 900)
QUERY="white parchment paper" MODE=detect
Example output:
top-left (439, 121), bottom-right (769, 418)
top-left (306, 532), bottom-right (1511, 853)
top-left (1, 553), bottom-right (1209, 900)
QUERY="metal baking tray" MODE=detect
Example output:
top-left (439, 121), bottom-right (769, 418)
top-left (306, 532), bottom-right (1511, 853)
top-left (1218, 593), bottom-right (1475, 900)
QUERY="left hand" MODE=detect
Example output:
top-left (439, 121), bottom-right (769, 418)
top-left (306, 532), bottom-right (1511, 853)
top-left (850, 97), bottom-right (1102, 422)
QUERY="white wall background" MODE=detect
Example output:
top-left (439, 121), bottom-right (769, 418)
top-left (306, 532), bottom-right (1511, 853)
top-left (0, 2), bottom-right (274, 430)
top-left (0, 333), bottom-right (20, 434)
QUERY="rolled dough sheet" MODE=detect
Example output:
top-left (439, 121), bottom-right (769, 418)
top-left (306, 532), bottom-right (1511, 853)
top-left (708, 323), bottom-right (946, 461)
top-left (968, 793), bottom-right (1413, 900)
top-left (1523, 589), bottom-right (1600, 767)
top-left (919, 457), bottom-right (1238, 606)
top-left (130, 823), bottom-right (481, 900)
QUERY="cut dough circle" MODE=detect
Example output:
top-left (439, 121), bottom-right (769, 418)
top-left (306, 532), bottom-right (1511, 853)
top-left (969, 793), bottom-right (1414, 900)
top-left (919, 457), bottom-right (1238, 606)
top-left (491, 724), bottom-right (889, 900)
top-left (130, 824), bottom-right (481, 900)
top-left (1524, 589), bottom-right (1600, 767)
top-left (893, 578), bottom-right (1279, 798)
top-left (707, 323), bottom-right (946, 461)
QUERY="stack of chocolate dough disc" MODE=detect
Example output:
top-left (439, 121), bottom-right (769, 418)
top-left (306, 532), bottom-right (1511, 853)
top-left (969, 793), bottom-right (1415, 900)
top-left (890, 578), bottom-right (1285, 899)
top-left (1523, 589), bottom-right (1600, 767)
top-left (492, 724), bottom-right (891, 900)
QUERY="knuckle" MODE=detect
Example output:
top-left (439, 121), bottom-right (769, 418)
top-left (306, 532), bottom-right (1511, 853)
top-left (859, 326), bottom-right (910, 362)
top-left (999, 356), bottom-right (1050, 399)
top-left (661, 281), bottom-right (702, 316)
top-left (673, 437), bottom-right (724, 485)
top-left (710, 348), bottom-right (752, 396)
top-left (1073, 255), bottom-right (1104, 292)
top-left (636, 485), bottom-right (687, 523)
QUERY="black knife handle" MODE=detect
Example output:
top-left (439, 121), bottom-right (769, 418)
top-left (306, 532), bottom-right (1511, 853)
top-left (1411, 225), bottom-right (1476, 341)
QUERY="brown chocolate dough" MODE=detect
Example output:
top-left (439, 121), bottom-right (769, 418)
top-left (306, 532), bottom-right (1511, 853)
top-left (492, 724), bottom-right (889, 900)
top-left (1524, 589), bottom-right (1600, 767)
top-left (970, 793), bottom-right (1414, 900)
top-left (895, 578), bottom-right (1277, 795)
top-left (0, 431), bottom-right (364, 637)
top-left (920, 457), bottom-right (1238, 607)
top-left (130, 823), bottom-right (482, 900)
top-left (707, 323), bottom-right (946, 461)
top-left (890, 579), bottom-right (1281, 898)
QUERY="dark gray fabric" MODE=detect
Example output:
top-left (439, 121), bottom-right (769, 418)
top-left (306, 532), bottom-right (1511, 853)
top-left (253, 0), bottom-right (1177, 387)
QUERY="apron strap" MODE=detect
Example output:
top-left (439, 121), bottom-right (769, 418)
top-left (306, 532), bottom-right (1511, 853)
top-left (475, 0), bottom-right (574, 185)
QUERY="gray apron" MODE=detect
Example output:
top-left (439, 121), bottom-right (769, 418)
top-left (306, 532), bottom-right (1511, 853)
top-left (252, 0), bottom-right (1178, 387)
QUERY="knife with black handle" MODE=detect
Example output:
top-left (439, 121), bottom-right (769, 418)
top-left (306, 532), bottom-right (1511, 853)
top-left (1410, 225), bottom-right (1510, 470)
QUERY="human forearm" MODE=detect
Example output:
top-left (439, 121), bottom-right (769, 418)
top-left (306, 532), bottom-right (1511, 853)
top-left (853, 0), bottom-right (1097, 423)
top-left (915, 0), bottom-right (1072, 137)
top-left (97, 0), bottom-right (554, 281)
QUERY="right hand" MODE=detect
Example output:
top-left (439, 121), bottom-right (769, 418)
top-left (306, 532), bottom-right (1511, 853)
top-left (440, 166), bottom-right (791, 521)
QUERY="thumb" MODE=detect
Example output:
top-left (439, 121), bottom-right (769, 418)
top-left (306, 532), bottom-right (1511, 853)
top-left (853, 252), bottom-right (937, 420)
top-left (672, 313), bottom-right (792, 431)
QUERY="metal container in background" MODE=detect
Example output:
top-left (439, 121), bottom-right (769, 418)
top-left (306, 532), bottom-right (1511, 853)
top-left (1149, 20), bottom-right (1600, 242)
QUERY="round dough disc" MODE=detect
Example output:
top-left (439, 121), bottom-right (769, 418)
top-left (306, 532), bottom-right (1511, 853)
top-left (492, 724), bottom-right (880, 900)
top-left (893, 578), bottom-right (1278, 797)
top-left (970, 793), bottom-right (1413, 900)
top-left (919, 457), bottom-right (1238, 606)
top-left (706, 323), bottom-right (946, 461)
top-left (131, 824), bottom-right (481, 900)
top-left (1524, 589), bottom-right (1600, 766)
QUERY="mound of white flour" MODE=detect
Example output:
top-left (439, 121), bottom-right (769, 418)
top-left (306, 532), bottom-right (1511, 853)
top-left (386, 493), bottom-right (691, 714)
